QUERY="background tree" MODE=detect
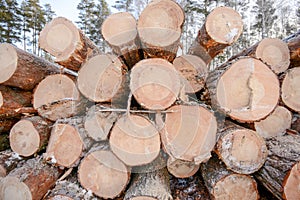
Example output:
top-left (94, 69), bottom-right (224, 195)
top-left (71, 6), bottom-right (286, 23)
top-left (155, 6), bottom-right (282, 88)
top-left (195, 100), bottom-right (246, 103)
top-left (112, 0), bottom-right (134, 12)
top-left (0, 0), bottom-right (21, 43)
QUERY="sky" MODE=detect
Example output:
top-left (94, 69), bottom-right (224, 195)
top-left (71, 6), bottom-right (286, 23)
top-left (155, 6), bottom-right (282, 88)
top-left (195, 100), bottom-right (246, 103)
top-left (39, 0), bottom-right (116, 23)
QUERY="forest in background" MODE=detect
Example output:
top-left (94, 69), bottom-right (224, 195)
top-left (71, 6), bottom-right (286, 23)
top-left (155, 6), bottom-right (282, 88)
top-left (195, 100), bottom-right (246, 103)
top-left (1, 0), bottom-right (300, 66)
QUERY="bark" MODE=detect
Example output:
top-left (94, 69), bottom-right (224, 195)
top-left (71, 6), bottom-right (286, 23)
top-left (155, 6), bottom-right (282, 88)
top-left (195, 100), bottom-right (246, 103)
top-left (201, 154), bottom-right (259, 200)
top-left (0, 43), bottom-right (60, 90)
top-left (0, 156), bottom-right (63, 200)
top-left (130, 58), bottom-right (181, 110)
top-left (206, 57), bottom-right (280, 122)
top-left (102, 12), bottom-right (142, 68)
top-left (9, 116), bottom-right (52, 157)
top-left (188, 7), bottom-right (243, 65)
top-left (0, 119), bottom-right (18, 134)
top-left (170, 172), bottom-right (210, 200)
top-left (283, 30), bottom-right (300, 67)
top-left (39, 17), bottom-right (100, 71)
top-left (0, 134), bottom-right (10, 151)
top-left (254, 134), bottom-right (300, 199)
top-left (137, 0), bottom-right (184, 62)
top-left (124, 167), bottom-right (172, 200)
top-left (0, 85), bottom-right (35, 119)
top-left (0, 149), bottom-right (23, 177)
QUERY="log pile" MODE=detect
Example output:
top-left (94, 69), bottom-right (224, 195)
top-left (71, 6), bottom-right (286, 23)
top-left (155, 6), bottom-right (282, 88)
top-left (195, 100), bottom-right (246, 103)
top-left (0, 0), bottom-right (300, 199)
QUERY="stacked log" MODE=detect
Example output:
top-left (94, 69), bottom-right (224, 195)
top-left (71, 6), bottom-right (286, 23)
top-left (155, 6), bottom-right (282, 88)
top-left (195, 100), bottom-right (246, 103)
top-left (0, 1), bottom-right (300, 200)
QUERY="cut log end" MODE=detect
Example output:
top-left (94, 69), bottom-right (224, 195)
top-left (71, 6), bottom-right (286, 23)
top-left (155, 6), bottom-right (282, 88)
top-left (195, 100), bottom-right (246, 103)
top-left (216, 57), bottom-right (279, 122)
top-left (0, 43), bottom-right (17, 84)
top-left (162, 104), bottom-right (217, 164)
top-left (9, 120), bottom-right (40, 157)
top-left (102, 12), bottom-right (137, 47)
top-left (45, 123), bottom-right (83, 167)
top-left (283, 161), bottom-right (300, 200)
top-left (206, 7), bottom-right (243, 44)
top-left (138, 0), bottom-right (184, 48)
top-left (212, 174), bottom-right (259, 200)
top-left (255, 38), bottom-right (290, 74)
top-left (0, 176), bottom-right (32, 200)
top-left (281, 67), bottom-right (300, 112)
top-left (130, 58), bottom-right (180, 110)
top-left (33, 74), bottom-right (82, 121)
top-left (110, 114), bottom-right (161, 166)
top-left (84, 105), bottom-right (119, 141)
top-left (78, 54), bottom-right (125, 102)
top-left (39, 17), bottom-right (80, 61)
top-left (173, 54), bottom-right (208, 93)
top-left (78, 150), bottom-right (130, 199)
top-left (254, 106), bottom-right (292, 138)
top-left (217, 128), bottom-right (268, 174)
top-left (167, 158), bottom-right (200, 178)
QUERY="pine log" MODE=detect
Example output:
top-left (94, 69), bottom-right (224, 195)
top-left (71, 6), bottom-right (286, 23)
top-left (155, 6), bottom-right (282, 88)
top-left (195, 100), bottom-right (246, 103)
top-left (0, 85), bottom-right (36, 120)
top-left (255, 38), bottom-right (290, 74)
top-left (188, 7), bottom-right (243, 64)
top-left (33, 74), bottom-right (86, 121)
top-left (39, 17), bottom-right (100, 71)
top-left (284, 30), bottom-right (300, 67)
top-left (0, 150), bottom-right (23, 177)
top-left (281, 67), bottom-right (300, 113)
top-left (216, 121), bottom-right (268, 174)
top-left (46, 174), bottom-right (99, 200)
top-left (77, 54), bottom-right (128, 103)
top-left (170, 172), bottom-right (210, 200)
top-left (78, 147), bottom-right (130, 199)
top-left (44, 117), bottom-right (94, 168)
top-left (201, 154), bottom-right (259, 200)
top-left (137, 0), bottom-right (184, 62)
top-left (173, 54), bottom-right (208, 94)
top-left (9, 116), bottom-right (51, 157)
top-left (130, 58), bottom-right (181, 110)
top-left (254, 134), bottom-right (300, 199)
top-left (207, 57), bottom-right (280, 122)
top-left (84, 104), bottom-right (119, 141)
top-left (102, 12), bottom-right (142, 68)
top-left (0, 43), bottom-right (60, 90)
top-left (254, 106), bottom-right (292, 138)
top-left (161, 104), bottom-right (217, 164)
top-left (124, 167), bottom-right (172, 200)
top-left (0, 119), bottom-right (18, 133)
top-left (229, 38), bottom-right (290, 74)
top-left (109, 113), bottom-right (161, 166)
top-left (167, 157), bottom-right (200, 178)
top-left (0, 156), bottom-right (63, 200)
